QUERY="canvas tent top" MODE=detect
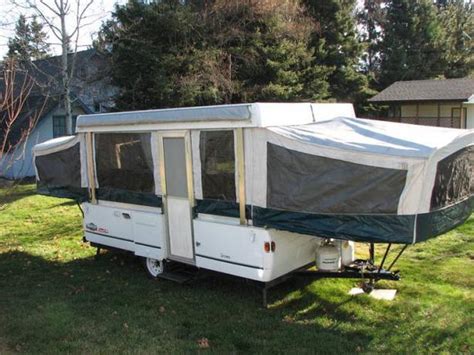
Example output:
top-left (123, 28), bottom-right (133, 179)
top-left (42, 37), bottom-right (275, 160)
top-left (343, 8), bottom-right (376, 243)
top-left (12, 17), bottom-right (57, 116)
top-left (270, 117), bottom-right (474, 159)
top-left (76, 102), bottom-right (356, 132)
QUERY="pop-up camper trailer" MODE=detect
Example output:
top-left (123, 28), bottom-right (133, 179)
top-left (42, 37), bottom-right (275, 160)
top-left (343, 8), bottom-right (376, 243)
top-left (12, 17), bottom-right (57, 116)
top-left (33, 103), bottom-right (473, 301)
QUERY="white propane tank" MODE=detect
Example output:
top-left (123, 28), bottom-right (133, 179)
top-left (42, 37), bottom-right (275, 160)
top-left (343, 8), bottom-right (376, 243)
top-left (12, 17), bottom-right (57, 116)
top-left (340, 240), bottom-right (355, 266)
top-left (316, 240), bottom-right (341, 271)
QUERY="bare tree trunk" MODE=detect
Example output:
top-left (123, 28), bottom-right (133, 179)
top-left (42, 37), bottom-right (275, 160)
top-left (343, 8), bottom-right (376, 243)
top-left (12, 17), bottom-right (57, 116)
top-left (1, 59), bottom-right (45, 189)
top-left (14, 0), bottom-right (96, 135)
top-left (59, 0), bottom-right (72, 135)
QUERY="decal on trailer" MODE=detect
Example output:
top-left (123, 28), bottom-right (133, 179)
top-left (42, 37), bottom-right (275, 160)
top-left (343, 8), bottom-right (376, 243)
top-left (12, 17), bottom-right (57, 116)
top-left (86, 223), bottom-right (97, 231)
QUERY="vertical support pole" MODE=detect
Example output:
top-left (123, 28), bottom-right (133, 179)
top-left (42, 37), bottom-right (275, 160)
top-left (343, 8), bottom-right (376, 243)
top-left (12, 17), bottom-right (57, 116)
top-left (415, 103), bottom-right (419, 125)
top-left (85, 132), bottom-right (97, 204)
top-left (369, 243), bottom-right (375, 264)
top-left (377, 243), bottom-right (391, 274)
top-left (437, 102), bottom-right (441, 127)
top-left (460, 103), bottom-right (465, 129)
top-left (185, 131), bottom-right (195, 208)
top-left (236, 128), bottom-right (246, 225)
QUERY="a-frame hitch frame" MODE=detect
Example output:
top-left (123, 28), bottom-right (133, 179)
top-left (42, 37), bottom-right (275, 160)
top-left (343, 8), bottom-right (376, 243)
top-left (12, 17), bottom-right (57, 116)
top-left (260, 243), bottom-right (409, 307)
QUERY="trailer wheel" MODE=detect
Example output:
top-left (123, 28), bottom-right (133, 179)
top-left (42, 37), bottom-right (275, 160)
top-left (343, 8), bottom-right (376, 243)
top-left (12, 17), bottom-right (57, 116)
top-left (143, 257), bottom-right (164, 278)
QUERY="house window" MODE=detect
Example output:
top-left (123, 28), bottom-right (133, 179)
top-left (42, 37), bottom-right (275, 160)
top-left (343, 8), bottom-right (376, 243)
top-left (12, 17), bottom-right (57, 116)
top-left (388, 105), bottom-right (400, 118)
top-left (72, 115), bottom-right (78, 134)
top-left (200, 130), bottom-right (236, 201)
top-left (52, 115), bottom-right (66, 138)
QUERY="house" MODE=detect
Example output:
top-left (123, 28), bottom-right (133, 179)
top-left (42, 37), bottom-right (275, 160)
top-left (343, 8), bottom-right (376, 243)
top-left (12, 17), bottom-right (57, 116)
top-left (0, 49), bottom-right (118, 179)
top-left (368, 78), bottom-right (474, 129)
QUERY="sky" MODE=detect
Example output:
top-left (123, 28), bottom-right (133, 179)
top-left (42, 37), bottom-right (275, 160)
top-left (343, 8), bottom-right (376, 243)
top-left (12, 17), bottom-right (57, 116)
top-left (0, 0), bottom-right (127, 58)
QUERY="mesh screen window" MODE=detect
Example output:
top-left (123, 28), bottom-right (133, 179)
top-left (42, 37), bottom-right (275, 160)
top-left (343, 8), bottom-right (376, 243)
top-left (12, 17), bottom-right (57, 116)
top-left (200, 130), bottom-right (236, 201)
top-left (95, 133), bottom-right (154, 193)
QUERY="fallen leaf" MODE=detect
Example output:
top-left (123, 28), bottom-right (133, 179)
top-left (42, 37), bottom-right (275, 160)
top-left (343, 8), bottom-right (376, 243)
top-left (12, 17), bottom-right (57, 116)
top-left (197, 338), bottom-right (209, 349)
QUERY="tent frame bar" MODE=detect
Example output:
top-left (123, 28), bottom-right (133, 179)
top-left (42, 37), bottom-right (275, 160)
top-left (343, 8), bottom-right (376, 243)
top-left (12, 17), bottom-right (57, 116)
top-left (236, 128), bottom-right (246, 225)
top-left (85, 132), bottom-right (97, 204)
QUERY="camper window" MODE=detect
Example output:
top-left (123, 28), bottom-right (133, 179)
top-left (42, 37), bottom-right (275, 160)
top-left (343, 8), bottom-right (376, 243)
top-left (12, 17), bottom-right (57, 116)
top-left (430, 146), bottom-right (474, 210)
top-left (200, 130), bottom-right (236, 201)
top-left (95, 133), bottom-right (155, 198)
top-left (267, 143), bottom-right (407, 214)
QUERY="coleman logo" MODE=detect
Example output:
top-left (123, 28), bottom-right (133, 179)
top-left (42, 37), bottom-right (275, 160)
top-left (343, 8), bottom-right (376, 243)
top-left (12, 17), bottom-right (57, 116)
top-left (86, 223), bottom-right (97, 231)
top-left (220, 253), bottom-right (230, 260)
top-left (98, 227), bottom-right (109, 234)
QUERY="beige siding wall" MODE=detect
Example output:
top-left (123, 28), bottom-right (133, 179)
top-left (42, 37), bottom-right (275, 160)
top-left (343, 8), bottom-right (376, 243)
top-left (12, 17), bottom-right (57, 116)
top-left (418, 105), bottom-right (438, 117)
top-left (400, 102), bottom-right (462, 118)
top-left (467, 105), bottom-right (474, 129)
top-left (401, 105), bottom-right (417, 117)
top-left (396, 101), bottom-right (469, 128)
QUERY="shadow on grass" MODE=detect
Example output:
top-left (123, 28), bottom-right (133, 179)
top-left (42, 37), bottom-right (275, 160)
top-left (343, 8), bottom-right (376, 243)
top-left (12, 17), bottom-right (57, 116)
top-left (0, 250), bottom-right (375, 353)
top-left (0, 184), bottom-right (37, 205)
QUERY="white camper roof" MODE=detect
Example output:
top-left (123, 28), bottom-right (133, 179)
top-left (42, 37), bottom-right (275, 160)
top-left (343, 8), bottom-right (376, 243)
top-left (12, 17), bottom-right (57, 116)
top-left (76, 102), bottom-right (355, 132)
top-left (269, 116), bottom-right (474, 159)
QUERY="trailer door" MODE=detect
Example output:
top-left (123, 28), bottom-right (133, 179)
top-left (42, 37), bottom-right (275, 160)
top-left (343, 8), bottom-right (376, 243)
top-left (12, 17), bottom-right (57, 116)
top-left (161, 132), bottom-right (195, 263)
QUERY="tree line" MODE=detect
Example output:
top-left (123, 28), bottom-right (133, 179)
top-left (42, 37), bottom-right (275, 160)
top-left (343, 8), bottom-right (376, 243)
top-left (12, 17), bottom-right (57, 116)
top-left (6, 0), bottom-right (474, 115)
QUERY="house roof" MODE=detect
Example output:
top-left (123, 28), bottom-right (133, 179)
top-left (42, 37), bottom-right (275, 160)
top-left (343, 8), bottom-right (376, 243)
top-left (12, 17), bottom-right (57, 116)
top-left (1, 48), bottom-right (105, 96)
top-left (368, 78), bottom-right (474, 103)
top-left (1, 49), bottom-right (106, 150)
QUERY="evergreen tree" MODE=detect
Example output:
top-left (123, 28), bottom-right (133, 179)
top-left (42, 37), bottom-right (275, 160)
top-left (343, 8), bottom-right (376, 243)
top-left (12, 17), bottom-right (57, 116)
top-left (378, 0), bottom-right (446, 88)
top-left (205, 1), bottom-right (331, 103)
top-left (29, 16), bottom-right (51, 60)
top-left (439, 0), bottom-right (474, 78)
top-left (304, 0), bottom-right (372, 109)
top-left (357, 0), bottom-right (384, 79)
top-left (7, 15), bottom-right (50, 62)
top-left (7, 15), bottom-right (30, 62)
top-left (99, 0), bottom-right (330, 110)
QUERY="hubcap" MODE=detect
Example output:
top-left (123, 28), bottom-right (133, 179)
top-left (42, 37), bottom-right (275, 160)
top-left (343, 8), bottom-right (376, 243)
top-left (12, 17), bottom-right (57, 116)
top-left (146, 258), bottom-right (162, 277)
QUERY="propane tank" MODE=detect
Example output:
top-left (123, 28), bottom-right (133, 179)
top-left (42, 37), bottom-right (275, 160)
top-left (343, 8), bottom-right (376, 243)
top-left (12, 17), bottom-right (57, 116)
top-left (316, 239), bottom-right (341, 271)
top-left (340, 240), bottom-right (355, 266)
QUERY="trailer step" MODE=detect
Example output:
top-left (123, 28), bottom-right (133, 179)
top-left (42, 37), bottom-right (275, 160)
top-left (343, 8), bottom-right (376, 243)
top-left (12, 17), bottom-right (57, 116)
top-left (157, 263), bottom-right (197, 284)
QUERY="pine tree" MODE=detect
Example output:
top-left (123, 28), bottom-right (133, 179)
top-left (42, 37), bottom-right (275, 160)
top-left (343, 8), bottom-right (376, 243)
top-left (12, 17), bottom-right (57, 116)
top-left (7, 15), bottom-right (50, 62)
top-left (378, 0), bottom-right (446, 88)
top-left (439, 0), bottom-right (474, 78)
top-left (357, 0), bottom-right (384, 79)
top-left (99, 0), bottom-right (330, 110)
top-left (29, 16), bottom-right (50, 60)
top-left (7, 15), bottom-right (31, 62)
top-left (304, 0), bottom-right (372, 108)
top-left (206, 0), bottom-right (332, 103)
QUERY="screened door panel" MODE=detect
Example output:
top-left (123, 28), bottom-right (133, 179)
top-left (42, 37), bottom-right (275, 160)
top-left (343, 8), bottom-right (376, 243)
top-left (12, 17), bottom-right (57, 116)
top-left (162, 136), bottom-right (194, 261)
top-left (163, 137), bottom-right (188, 198)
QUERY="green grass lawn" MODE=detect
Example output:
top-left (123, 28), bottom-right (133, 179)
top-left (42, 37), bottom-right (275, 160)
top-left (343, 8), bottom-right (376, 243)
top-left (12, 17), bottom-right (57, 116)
top-left (0, 184), bottom-right (473, 353)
